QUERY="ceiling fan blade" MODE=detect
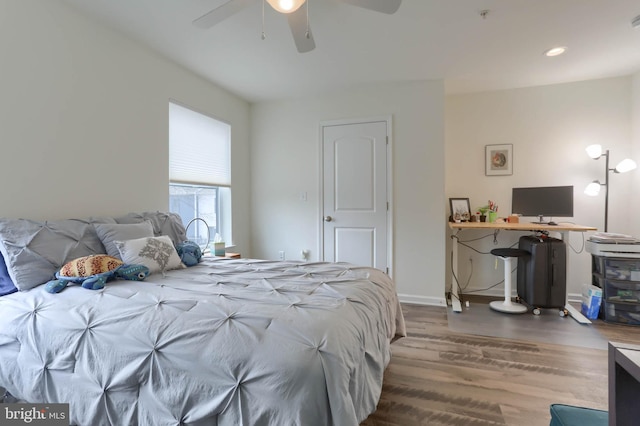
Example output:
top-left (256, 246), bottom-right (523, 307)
top-left (287, 7), bottom-right (315, 53)
top-left (193, 0), bottom-right (256, 29)
top-left (339, 0), bottom-right (401, 14)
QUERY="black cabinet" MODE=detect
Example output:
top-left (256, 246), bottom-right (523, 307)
top-left (609, 341), bottom-right (640, 425)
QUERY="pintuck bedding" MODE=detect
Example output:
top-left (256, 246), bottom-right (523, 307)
top-left (0, 213), bottom-right (406, 426)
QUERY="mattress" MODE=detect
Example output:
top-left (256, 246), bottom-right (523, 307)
top-left (0, 258), bottom-right (406, 425)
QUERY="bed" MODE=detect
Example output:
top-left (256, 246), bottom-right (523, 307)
top-left (0, 212), bottom-right (406, 425)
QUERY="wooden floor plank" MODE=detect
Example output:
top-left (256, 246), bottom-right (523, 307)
top-left (361, 303), bottom-right (640, 426)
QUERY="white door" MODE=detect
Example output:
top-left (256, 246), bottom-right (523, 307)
top-left (321, 120), bottom-right (389, 272)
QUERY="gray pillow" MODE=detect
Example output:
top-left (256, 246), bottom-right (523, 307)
top-left (94, 221), bottom-right (155, 259)
top-left (114, 211), bottom-right (187, 246)
top-left (0, 217), bottom-right (115, 291)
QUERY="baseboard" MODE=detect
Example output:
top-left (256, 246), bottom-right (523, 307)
top-left (398, 293), bottom-right (447, 306)
top-left (398, 293), bottom-right (582, 307)
top-left (456, 290), bottom-right (584, 305)
top-left (567, 292), bottom-right (582, 304)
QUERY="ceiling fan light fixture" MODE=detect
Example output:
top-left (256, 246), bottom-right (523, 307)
top-left (544, 46), bottom-right (567, 57)
top-left (266, 0), bottom-right (306, 14)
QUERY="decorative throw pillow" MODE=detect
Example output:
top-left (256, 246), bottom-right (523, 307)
top-left (59, 255), bottom-right (124, 277)
top-left (0, 217), bottom-right (116, 291)
top-left (114, 212), bottom-right (187, 246)
top-left (114, 235), bottom-right (184, 274)
top-left (0, 254), bottom-right (17, 297)
top-left (94, 221), bottom-right (155, 259)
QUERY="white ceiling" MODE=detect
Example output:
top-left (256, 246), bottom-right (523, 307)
top-left (60, 0), bottom-right (640, 103)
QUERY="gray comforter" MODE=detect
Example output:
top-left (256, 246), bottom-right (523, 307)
top-left (0, 258), bottom-right (406, 425)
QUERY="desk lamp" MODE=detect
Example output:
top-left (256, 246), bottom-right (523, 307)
top-left (584, 144), bottom-right (637, 232)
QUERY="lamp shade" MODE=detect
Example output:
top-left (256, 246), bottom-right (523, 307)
top-left (584, 181), bottom-right (601, 196)
top-left (614, 158), bottom-right (637, 173)
top-left (585, 144), bottom-right (603, 159)
top-left (266, 0), bottom-right (306, 13)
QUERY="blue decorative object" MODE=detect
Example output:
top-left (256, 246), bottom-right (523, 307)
top-left (176, 241), bottom-right (203, 267)
top-left (549, 403), bottom-right (608, 426)
top-left (0, 254), bottom-right (17, 297)
top-left (44, 264), bottom-right (150, 294)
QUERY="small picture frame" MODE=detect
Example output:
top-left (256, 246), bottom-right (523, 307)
top-left (485, 144), bottom-right (513, 176)
top-left (449, 198), bottom-right (471, 222)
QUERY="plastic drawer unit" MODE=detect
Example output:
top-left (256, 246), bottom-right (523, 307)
top-left (593, 257), bottom-right (640, 280)
top-left (605, 280), bottom-right (640, 303)
top-left (604, 300), bottom-right (640, 325)
top-left (592, 256), bottom-right (640, 324)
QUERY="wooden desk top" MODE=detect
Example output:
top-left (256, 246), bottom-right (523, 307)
top-left (448, 221), bottom-right (597, 232)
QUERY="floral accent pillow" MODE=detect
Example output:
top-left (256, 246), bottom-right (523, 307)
top-left (114, 235), bottom-right (184, 275)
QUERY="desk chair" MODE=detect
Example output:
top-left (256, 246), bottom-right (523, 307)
top-left (489, 248), bottom-right (529, 314)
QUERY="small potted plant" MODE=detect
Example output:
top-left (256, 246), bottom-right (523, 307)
top-left (477, 207), bottom-right (489, 222)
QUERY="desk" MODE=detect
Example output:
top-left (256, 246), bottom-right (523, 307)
top-left (448, 221), bottom-right (596, 322)
top-left (609, 341), bottom-right (640, 425)
top-left (208, 252), bottom-right (241, 259)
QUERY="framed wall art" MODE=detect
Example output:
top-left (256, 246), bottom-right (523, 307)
top-left (449, 198), bottom-right (471, 222)
top-left (485, 144), bottom-right (513, 176)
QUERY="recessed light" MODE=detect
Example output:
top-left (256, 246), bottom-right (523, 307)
top-left (544, 46), bottom-right (567, 57)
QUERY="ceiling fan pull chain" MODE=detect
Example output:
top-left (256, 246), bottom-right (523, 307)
top-left (305, 0), bottom-right (310, 39)
top-left (261, 0), bottom-right (266, 40)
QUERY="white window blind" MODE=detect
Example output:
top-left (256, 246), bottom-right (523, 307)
top-left (169, 102), bottom-right (231, 186)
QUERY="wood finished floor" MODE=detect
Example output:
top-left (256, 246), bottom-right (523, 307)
top-left (361, 302), bottom-right (640, 426)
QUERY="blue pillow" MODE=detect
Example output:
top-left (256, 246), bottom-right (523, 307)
top-left (0, 254), bottom-right (17, 296)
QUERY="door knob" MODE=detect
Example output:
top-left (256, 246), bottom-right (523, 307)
top-left (324, 216), bottom-right (333, 222)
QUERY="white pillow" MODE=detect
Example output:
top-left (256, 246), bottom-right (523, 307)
top-left (114, 235), bottom-right (185, 275)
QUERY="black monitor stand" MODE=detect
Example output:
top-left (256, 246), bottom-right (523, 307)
top-left (531, 215), bottom-right (547, 224)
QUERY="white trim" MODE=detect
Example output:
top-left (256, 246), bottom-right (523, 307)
top-left (454, 291), bottom-right (584, 304)
top-left (318, 116), bottom-right (394, 275)
top-left (398, 293), bottom-right (448, 307)
top-left (567, 292), bottom-right (583, 304)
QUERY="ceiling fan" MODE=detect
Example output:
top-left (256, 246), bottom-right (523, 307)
top-left (193, 0), bottom-right (402, 53)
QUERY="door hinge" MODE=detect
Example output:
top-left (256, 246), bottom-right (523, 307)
top-left (386, 136), bottom-right (389, 145)
top-left (386, 267), bottom-right (389, 274)
top-left (387, 202), bottom-right (389, 211)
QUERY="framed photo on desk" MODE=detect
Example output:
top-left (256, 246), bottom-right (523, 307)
top-left (449, 198), bottom-right (471, 222)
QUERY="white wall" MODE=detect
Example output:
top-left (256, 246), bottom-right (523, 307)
top-left (0, 0), bottom-right (252, 253)
top-left (446, 77), bottom-right (634, 300)
top-left (251, 81), bottom-right (446, 304)
top-left (5, 0), bottom-right (637, 307)
top-left (631, 72), bottom-right (640, 237)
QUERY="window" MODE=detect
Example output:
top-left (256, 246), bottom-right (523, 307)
top-left (169, 101), bottom-right (231, 249)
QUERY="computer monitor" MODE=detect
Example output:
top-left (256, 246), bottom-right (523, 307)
top-left (511, 185), bottom-right (574, 223)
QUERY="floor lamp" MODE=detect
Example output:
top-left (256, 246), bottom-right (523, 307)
top-left (584, 144), bottom-right (637, 232)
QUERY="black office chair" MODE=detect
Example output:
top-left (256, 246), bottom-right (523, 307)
top-left (489, 248), bottom-right (529, 314)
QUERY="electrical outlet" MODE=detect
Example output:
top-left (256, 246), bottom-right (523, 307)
top-left (278, 251), bottom-right (285, 260)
